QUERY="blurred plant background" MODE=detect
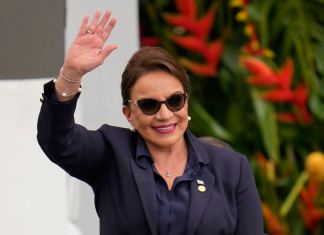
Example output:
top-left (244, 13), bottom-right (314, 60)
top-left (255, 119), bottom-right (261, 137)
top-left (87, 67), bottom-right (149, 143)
top-left (139, 0), bottom-right (324, 234)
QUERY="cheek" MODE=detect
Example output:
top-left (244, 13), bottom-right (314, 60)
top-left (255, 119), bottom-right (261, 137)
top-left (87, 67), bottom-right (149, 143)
top-left (176, 108), bottom-right (189, 125)
top-left (132, 113), bottom-right (153, 129)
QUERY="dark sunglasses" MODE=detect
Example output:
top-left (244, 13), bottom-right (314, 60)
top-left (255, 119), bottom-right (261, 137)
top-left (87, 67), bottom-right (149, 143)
top-left (128, 93), bottom-right (187, 115)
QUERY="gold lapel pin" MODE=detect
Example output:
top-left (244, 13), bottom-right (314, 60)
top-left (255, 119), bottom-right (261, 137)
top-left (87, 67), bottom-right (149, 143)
top-left (197, 179), bottom-right (206, 192)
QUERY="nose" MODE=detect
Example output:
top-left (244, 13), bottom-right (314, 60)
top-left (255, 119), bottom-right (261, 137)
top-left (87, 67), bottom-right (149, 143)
top-left (155, 103), bottom-right (173, 120)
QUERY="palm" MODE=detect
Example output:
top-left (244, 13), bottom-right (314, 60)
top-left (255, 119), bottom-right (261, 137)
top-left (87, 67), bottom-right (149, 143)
top-left (64, 10), bottom-right (117, 76)
top-left (66, 34), bottom-right (105, 72)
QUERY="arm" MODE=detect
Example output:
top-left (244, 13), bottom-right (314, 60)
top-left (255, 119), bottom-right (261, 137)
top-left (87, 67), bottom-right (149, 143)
top-left (37, 10), bottom-right (118, 184)
top-left (234, 156), bottom-right (264, 235)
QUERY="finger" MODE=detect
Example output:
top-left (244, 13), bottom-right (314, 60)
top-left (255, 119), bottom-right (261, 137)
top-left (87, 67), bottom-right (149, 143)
top-left (95, 10), bottom-right (112, 35)
top-left (99, 44), bottom-right (118, 61)
top-left (87, 10), bottom-right (101, 34)
top-left (100, 17), bottom-right (117, 42)
top-left (77, 15), bottom-right (90, 36)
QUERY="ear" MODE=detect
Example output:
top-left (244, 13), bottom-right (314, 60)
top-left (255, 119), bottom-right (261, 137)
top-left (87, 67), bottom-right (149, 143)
top-left (122, 105), bottom-right (132, 122)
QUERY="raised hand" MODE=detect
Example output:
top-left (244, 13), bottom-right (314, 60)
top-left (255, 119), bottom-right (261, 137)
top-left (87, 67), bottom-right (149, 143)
top-left (63, 10), bottom-right (118, 79)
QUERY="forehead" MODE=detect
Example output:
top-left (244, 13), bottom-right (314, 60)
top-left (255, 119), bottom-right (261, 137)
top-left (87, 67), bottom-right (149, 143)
top-left (131, 71), bottom-right (184, 99)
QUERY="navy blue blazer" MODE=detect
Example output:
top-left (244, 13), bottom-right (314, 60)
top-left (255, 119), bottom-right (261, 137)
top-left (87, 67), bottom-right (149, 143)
top-left (37, 81), bottom-right (264, 235)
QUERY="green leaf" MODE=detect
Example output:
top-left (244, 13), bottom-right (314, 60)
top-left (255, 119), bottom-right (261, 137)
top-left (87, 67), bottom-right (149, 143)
top-left (251, 89), bottom-right (280, 162)
top-left (314, 42), bottom-right (324, 75)
top-left (310, 95), bottom-right (324, 121)
top-left (189, 99), bottom-right (233, 141)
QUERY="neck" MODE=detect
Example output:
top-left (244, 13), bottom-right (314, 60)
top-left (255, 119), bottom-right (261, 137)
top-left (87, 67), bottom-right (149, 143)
top-left (146, 137), bottom-right (187, 164)
top-left (147, 137), bottom-right (188, 179)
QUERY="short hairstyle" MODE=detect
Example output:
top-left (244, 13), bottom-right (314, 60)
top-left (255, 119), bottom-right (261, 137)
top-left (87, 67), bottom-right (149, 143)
top-left (121, 47), bottom-right (189, 105)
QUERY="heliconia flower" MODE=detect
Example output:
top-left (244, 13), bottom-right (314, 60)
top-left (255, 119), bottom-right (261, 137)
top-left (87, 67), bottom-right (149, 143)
top-left (241, 57), bottom-right (273, 77)
top-left (263, 89), bottom-right (294, 102)
top-left (170, 35), bottom-right (206, 53)
top-left (165, 1), bottom-right (222, 77)
top-left (300, 180), bottom-right (324, 232)
top-left (164, 3), bottom-right (216, 40)
top-left (240, 57), bottom-right (278, 86)
top-left (175, 0), bottom-right (196, 20)
top-left (261, 203), bottom-right (285, 235)
top-left (194, 3), bottom-right (217, 39)
top-left (276, 112), bottom-right (298, 123)
top-left (276, 58), bottom-right (293, 90)
top-left (203, 40), bottom-right (223, 65)
top-left (180, 58), bottom-right (217, 76)
top-left (163, 14), bottom-right (196, 33)
top-left (263, 83), bottom-right (311, 124)
top-left (241, 57), bottom-right (295, 88)
top-left (292, 84), bottom-right (312, 124)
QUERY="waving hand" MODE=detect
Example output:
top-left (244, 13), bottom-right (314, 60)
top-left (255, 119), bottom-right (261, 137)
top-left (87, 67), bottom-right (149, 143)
top-left (63, 10), bottom-right (118, 79)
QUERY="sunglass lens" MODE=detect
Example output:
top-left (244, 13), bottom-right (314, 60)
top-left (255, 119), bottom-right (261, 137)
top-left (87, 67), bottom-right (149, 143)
top-left (137, 99), bottom-right (160, 115)
top-left (166, 94), bottom-right (186, 111)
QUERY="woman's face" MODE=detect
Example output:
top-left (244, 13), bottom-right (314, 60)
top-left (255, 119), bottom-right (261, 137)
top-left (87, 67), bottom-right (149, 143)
top-left (123, 71), bottom-right (189, 150)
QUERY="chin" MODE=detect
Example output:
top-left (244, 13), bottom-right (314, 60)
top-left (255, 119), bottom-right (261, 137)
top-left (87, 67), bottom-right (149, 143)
top-left (149, 133), bottom-right (185, 149)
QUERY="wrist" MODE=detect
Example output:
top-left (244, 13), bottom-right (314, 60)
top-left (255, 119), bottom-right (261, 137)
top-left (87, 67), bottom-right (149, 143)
top-left (60, 65), bottom-right (83, 82)
top-left (54, 78), bottom-right (81, 102)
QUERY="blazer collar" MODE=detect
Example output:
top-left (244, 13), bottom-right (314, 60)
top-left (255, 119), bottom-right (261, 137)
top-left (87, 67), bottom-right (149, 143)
top-left (186, 131), bottom-right (210, 165)
top-left (130, 158), bottom-right (157, 235)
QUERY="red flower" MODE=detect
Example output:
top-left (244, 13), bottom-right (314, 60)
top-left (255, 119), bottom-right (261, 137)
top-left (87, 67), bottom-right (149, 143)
top-left (180, 58), bottom-right (217, 77)
top-left (261, 203), bottom-right (286, 235)
top-left (194, 3), bottom-right (217, 39)
top-left (203, 40), bottom-right (223, 65)
top-left (164, 1), bottom-right (222, 77)
top-left (300, 180), bottom-right (324, 232)
top-left (276, 58), bottom-right (293, 90)
top-left (175, 0), bottom-right (196, 20)
top-left (164, 2), bottom-right (216, 40)
top-left (293, 84), bottom-right (312, 124)
top-left (240, 57), bottom-right (278, 86)
top-left (163, 14), bottom-right (196, 32)
top-left (263, 90), bottom-right (294, 102)
top-left (276, 112), bottom-right (298, 123)
top-left (170, 35), bottom-right (206, 53)
top-left (242, 57), bottom-right (311, 124)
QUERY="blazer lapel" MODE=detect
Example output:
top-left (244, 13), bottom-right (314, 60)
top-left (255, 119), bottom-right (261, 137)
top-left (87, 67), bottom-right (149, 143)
top-left (186, 169), bottom-right (215, 235)
top-left (130, 158), bottom-right (157, 235)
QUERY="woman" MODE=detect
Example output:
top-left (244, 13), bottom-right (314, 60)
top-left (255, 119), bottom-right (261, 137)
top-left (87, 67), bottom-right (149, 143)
top-left (37, 10), bottom-right (264, 235)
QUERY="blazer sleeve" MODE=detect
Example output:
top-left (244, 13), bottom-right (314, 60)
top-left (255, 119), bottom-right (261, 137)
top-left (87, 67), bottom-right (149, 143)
top-left (37, 80), bottom-right (107, 185)
top-left (234, 155), bottom-right (264, 235)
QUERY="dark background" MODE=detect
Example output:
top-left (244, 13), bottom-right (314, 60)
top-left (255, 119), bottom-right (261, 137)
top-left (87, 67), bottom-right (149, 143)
top-left (0, 0), bottom-right (64, 79)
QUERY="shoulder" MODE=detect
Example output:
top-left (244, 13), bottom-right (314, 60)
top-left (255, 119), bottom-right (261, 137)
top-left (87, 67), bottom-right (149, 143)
top-left (200, 139), bottom-right (246, 172)
top-left (190, 133), bottom-right (245, 169)
top-left (98, 124), bottom-right (133, 140)
top-left (190, 133), bottom-right (251, 184)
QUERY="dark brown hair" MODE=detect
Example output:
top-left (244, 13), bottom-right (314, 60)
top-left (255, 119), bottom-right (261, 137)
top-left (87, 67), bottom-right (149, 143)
top-left (121, 47), bottom-right (189, 104)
